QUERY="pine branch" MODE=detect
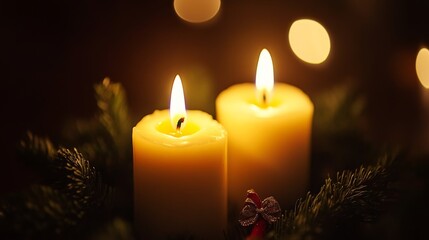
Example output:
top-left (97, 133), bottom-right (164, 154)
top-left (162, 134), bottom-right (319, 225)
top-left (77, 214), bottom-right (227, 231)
top-left (95, 77), bottom-right (131, 161)
top-left (312, 83), bottom-right (375, 176)
top-left (88, 218), bottom-right (135, 240)
top-left (62, 78), bottom-right (132, 177)
top-left (271, 156), bottom-right (395, 239)
top-left (314, 82), bottom-right (365, 137)
top-left (2, 78), bottom-right (129, 238)
top-left (54, 148), bottom-right (110, 211)
top-left (17, 132), bottom-right (110, 208)
top-left (0, 185), bottom-right (81, 239)
top-left (0, 148), bottom-right (110, 239)
top-left (18, 131), bottom-right (56, 170)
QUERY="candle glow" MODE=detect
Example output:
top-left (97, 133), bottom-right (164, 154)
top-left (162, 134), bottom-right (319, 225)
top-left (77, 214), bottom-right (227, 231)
top-left (216, 49), bottom-right (314, 208)
top-left (255, 49), bottom-right (274, 106)
top-left (170, 75), bottom-right (187, 131)
top-left (133, 74), bottom-right (227, 239)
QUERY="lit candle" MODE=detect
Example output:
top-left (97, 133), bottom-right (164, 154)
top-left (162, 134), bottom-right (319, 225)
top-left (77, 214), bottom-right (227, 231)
top-left (216, 49), bottom-right (314, 210)
top-left (133, 75), bottom-right (227, 239)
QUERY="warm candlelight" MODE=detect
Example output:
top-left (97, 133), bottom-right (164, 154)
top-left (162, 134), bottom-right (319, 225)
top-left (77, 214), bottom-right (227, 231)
top-left (170, 75), bottom-right (187, 131)
top-left (133, 75), bottom-right (227, 239)
top-left (255, 49), bottom-right (274, 106)
top-left (216, 49), bottom-right (314, 210)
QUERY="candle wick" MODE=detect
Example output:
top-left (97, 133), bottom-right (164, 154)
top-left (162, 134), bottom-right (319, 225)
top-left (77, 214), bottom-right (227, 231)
top-left (262, 91), bottom-right (267, 105)
top-left (176, 117), bottom-right (185, 131)
top-left (260, 89), bottom-right (269, 108)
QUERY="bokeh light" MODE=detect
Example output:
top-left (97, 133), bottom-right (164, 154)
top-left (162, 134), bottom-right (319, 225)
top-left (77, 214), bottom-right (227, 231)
top-left (174, 0), bottom-right (221, 23)
top-left (288, 19), bottom-right (331, 64)
top-left (416, 47), bottom-right (429, 89)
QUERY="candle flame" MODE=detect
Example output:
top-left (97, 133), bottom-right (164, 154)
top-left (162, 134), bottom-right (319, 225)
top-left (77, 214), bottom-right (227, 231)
top-left (255, 49), bottom-right (274, 106)
top-left (416, 48), bottom-right (429, 89)
top-left (170, 75), bottom-right (187, 131)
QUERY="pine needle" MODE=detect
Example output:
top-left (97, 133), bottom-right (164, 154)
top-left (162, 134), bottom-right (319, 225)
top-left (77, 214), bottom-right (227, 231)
top-left (18, 131), bottom-right (56, 169)
top-left (0, 185), bottom-right (80, 238)
top-left (271, 156), bottom-right (395, 239)
top-left (54, 148), bottom-right (110, 209)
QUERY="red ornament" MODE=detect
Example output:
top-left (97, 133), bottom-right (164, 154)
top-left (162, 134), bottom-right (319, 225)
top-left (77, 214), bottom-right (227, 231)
top-left (238, 189), bottom-right (282, 239)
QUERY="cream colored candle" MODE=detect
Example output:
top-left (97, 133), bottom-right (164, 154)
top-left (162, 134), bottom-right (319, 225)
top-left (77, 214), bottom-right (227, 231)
top-left (216, 49), bottom-right (313, 210)
top-left (133, 75), bottom-right (227, 239)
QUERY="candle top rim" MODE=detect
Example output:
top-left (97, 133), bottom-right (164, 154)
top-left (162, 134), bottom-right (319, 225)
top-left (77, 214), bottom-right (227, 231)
top-left (216, 83), bottom-right (313, 117)
top-left (133, 110), bottom-right (226, 147)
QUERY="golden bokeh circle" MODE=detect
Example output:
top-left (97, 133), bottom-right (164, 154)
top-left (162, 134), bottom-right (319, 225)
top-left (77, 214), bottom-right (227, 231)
top-left (289, 19), bottom-right (331, 64)
top-left (174, 0), bottom-right (221, 23)
top-left (416, 48), bottom-right (429, 89)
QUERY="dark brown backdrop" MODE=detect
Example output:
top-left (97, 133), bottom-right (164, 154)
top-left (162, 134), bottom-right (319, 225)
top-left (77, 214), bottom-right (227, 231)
top-left (1, 0), bottom-right (428, 194)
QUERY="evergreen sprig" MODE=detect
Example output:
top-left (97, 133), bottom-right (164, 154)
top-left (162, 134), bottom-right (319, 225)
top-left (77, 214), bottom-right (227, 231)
top-left (0, 79), bottom-right (130, 239)
top-left (0, 185), bottom-right (80, 239)
top-left (63, 78), bottom-right (132, 177)
top-left (0, 78), bottom-right (406, 239)
top-left (0, 147), bottom-right (109, 239)
top-left (18, 131), bottom-right (56, 170)
top-left (95, 77), bottom-right (131, 161)
top-left (54, 148), bottom-right (110, 212)
top-left (310, 82), bottom-right (382, 187)
top-left (88, 218), bottom-right (135, 240)
top-left (270, 156), bottom-right (395, 240)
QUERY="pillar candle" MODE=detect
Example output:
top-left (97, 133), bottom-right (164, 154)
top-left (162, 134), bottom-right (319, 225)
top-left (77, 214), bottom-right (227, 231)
top-left (216, 49), bottom-right (313, 210)
top-left (133, 75), bottom-right (227, 239)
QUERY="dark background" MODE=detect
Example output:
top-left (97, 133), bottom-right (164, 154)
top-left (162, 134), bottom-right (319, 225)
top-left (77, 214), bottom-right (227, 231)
top-left (1, 0), bottom-right (428, 214)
